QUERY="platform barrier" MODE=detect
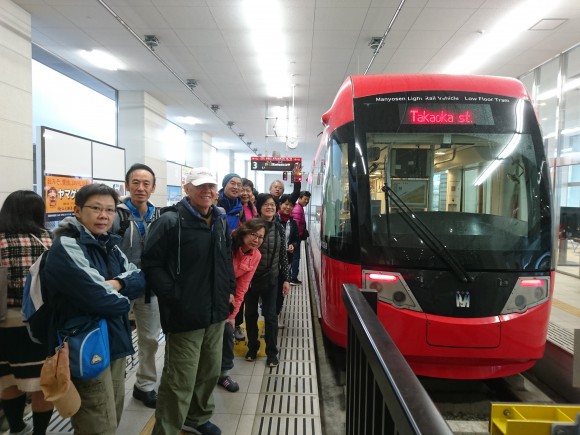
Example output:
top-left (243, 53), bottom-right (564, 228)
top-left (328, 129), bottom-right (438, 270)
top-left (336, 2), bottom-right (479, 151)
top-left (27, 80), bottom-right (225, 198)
top-left (341, 283), bottom-right (452, 435)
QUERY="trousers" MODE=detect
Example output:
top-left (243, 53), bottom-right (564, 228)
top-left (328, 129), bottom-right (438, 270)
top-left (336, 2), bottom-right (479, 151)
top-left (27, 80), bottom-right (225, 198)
top-left (152, 321), bottom-right (225, 435)
top-left (132, 294), bottom-right (161, 392)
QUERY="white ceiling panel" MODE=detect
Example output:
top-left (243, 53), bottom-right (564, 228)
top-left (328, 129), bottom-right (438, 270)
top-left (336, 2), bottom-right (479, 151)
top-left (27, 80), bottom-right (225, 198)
top-left (8, 0), bottom-right (580, 167)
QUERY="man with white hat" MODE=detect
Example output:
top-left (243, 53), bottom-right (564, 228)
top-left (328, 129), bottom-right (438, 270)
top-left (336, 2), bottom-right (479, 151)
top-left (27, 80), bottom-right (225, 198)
top-left (142, 167), bottom-right (236, 435)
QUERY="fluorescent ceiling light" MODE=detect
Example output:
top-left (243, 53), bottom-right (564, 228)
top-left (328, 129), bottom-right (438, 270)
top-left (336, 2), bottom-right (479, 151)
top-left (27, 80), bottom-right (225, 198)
top-left (536, 88), bottom-right (558, 101)
top-left (564, 78), bottom-right (580, 92)
top-left (79, 49), bottom-right (124, 71)
top-left (443, 0), bottom-right (561, 74)
top-left (474, 100), bottom-right (524, 186)
top-left (176, 116), bottom-right (201, 125)
top-left (561, 127), bottom-right (580, 136)
top-left (243, 0), bottom-right (291, 98)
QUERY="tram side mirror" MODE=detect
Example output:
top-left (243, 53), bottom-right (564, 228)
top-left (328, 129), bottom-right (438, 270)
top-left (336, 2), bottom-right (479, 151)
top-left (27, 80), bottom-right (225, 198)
top-left (368, 146), bottom-right (381, 162)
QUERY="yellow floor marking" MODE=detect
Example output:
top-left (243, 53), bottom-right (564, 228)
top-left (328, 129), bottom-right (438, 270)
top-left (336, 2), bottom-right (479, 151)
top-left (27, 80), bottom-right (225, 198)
top-left (552, 298), bottom-right (580, 317)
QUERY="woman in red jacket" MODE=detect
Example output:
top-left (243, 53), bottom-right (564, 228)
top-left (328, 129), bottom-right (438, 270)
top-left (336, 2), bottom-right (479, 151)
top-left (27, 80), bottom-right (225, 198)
top-left (218, 218), bottom-right (267, 392)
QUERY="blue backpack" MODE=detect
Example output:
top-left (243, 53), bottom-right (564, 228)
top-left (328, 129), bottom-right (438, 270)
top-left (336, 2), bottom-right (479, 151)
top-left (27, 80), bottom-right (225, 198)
top-left (21, 250), bottom-right (52, 344)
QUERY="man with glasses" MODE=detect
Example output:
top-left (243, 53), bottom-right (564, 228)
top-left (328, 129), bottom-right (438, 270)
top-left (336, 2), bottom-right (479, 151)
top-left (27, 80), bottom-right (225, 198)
top-left (43, 183), bottom-right (145, 434)
top-left (112, 163), bottom-right (161, 409)
top-left (142, 167), bottom-right (236, 435)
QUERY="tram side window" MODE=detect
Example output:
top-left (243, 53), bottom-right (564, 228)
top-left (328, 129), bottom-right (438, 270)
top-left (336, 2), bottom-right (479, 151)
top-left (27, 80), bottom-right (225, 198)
top-left (323, 138), bottom-right (351, 243)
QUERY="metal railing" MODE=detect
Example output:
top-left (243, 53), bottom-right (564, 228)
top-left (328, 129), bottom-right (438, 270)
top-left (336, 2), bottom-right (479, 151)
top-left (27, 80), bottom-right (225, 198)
top-left (342, 283), bottom-right (452, 435)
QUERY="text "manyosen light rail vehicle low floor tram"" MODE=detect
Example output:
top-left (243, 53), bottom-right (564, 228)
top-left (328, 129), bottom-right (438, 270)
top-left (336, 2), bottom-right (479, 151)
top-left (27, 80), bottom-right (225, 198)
top-left (307, 74), bottom-right (553, 379)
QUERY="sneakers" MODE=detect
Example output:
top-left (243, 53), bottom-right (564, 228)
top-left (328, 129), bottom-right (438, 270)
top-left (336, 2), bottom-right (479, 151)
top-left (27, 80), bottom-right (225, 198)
top-left (245, 350), bottom-right (257, 361)
top-left (290, 278), bottom-right (302, 286)
top-left (10, 421), bottom-right (33, 435)
top-left (182, 420), bottom-right (222, 435)
top-left (133, 386), bottom-right (157, 408)
top-left (278, 317), bottom-right (285, 330)
top-left (266, 356), bottom-right (279, 367)
top-left (233, 326), bottom-right (245, 341)
top-left (217, 375), bottom-right (239, 392)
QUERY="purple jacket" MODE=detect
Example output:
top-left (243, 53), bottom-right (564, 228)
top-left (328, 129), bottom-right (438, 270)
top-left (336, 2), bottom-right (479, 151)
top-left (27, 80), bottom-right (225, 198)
top-left (291, 203), bottom-right (306, 238)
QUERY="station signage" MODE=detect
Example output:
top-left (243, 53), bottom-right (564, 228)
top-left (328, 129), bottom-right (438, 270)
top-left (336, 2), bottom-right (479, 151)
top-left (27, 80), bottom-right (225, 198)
top-left (251, 156), bottom-right (302, 172)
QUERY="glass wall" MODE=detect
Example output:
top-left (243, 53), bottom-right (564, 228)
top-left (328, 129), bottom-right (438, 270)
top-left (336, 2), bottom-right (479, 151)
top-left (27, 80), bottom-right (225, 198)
top-left (524, 43), bottom-right (580, 277)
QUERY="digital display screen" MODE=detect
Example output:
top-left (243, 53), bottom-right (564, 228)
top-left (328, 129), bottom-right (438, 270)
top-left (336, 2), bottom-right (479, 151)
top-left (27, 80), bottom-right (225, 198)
top-left (400, 103), bottom-right (495, 126)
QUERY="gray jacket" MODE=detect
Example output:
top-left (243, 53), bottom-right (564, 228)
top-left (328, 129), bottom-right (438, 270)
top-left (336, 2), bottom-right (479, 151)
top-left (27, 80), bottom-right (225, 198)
top-left (112, 197), bottom-right (160, 268)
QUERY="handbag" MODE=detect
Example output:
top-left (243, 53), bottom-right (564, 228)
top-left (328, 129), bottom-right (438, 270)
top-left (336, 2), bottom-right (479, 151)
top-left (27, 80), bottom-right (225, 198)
top-left (58, 317), bottom-right (110, 379)
top-left (40, 341), bottom-right (81, 418)
top-left (0, 245), bottom-right (8, 322)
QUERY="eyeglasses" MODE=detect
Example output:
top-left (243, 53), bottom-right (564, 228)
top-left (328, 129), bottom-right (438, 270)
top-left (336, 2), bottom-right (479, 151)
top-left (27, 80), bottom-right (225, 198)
top-left (227, 181), bottom-right (242, 188)
top-left (249, 232), bottom-right (265, 241)
top-left (262, 203), bottom-right (276, 209)
top-left (82, 205), bottom-right (116, 216)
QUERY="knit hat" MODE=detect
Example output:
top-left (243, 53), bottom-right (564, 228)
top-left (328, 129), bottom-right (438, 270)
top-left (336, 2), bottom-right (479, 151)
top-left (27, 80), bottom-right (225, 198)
top-left (222, 173), bottom-right (242, 188)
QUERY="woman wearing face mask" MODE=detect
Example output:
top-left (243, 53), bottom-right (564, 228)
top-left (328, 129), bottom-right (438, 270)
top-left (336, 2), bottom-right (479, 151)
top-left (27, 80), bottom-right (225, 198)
top-left (244, 194), bottom-right (290, 367)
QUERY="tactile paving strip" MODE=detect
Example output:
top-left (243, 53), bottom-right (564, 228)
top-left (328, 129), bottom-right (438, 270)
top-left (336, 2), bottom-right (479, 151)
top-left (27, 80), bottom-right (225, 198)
top-left (548, 321), bottom-right (574, 354)
top-left (252, 244), bottom-right (322, 435)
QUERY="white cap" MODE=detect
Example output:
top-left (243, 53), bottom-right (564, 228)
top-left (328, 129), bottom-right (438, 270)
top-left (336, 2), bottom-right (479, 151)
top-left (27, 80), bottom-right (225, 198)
top-left (184, 167), bottom-right (217, 186)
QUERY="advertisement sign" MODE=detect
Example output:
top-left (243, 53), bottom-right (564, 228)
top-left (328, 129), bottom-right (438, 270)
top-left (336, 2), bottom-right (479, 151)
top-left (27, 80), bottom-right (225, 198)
top-left (45, 175), bottom-right (92, 226)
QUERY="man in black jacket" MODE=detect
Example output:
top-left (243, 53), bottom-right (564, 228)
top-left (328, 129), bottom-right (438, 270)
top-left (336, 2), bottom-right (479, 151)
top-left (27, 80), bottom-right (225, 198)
top-left (142, 167), bottom-right (236, 435)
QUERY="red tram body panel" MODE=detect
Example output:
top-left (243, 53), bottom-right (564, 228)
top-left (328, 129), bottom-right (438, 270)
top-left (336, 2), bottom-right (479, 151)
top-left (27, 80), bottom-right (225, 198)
top-left (309, 74), bottom-right (553, 379)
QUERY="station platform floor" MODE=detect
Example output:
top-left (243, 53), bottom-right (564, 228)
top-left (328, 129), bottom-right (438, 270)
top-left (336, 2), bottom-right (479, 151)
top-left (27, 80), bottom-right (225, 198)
top-left (6, 252), bottom-right (578, 435)
top-left (547, 271), bottom-right (580, 354)
top-left (16, 245), bottom-right (321, 435)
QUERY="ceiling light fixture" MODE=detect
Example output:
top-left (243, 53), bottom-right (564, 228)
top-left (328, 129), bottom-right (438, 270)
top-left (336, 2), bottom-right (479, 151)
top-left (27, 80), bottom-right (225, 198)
top-left (144, 35), bottom-right (160, 51)
top-left (443, 0), bottom-right (561, 74)
top-left (243, 0), bottom-right (290, 98)
top-left (175, 116), bottom-right (200, 125)
top-left (79, 49), bottom-right (124, 71)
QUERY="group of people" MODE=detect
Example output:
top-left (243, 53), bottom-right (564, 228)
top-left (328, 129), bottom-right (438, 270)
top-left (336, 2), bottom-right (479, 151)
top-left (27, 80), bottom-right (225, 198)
top-left (0, 163), bottom-right (311, 435)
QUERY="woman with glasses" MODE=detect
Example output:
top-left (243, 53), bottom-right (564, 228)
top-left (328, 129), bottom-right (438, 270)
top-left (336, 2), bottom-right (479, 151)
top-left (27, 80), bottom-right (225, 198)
top-left (233, 179), bottom-right (259, 342)
top-left (0, 190), bottom-right (54, 435)
top-left (244, 194), bottom-right (290, 367)
top-left (217, 218), bottom-right (267, 392)
top-left (43, 183), bottom-right (145, 434)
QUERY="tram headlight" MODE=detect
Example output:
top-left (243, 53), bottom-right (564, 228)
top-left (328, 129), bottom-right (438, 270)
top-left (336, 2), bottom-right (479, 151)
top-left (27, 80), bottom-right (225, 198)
top-left (363, 270), bottom-right (422, 312)
top-left (501, 277), bottom-right (550, 314)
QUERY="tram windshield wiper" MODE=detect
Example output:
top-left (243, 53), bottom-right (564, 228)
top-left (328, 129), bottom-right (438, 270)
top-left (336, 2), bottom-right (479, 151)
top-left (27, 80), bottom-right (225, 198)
top-left (382, 185), bottom-right (473, 283)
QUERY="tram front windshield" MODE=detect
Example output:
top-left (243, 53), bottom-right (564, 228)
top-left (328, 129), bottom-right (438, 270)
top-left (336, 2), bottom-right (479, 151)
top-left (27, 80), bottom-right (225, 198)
top-left (355, 91), bottom-right (551, 271)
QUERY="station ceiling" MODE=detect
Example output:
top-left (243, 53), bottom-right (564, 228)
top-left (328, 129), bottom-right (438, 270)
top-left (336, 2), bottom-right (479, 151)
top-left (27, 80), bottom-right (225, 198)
top-left (12, 0), bottom-right (580, 168)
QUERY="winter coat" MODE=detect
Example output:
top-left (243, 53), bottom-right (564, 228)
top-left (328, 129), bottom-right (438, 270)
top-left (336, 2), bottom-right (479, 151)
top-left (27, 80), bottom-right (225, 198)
top-left (250, 217), bottom-right (290, 291)
top-left (291, 203), bottom-right (306, 239)
top-left (43, 217), bottom-right (145, 360)
top-left (217, 190), bottom-right (243, 233)
top-left (141, 198), bottom-right (236, 333)
top-left (229, 247), bottom-right (261, 320)
top-left (111, 197), bottom-right (160, 268)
